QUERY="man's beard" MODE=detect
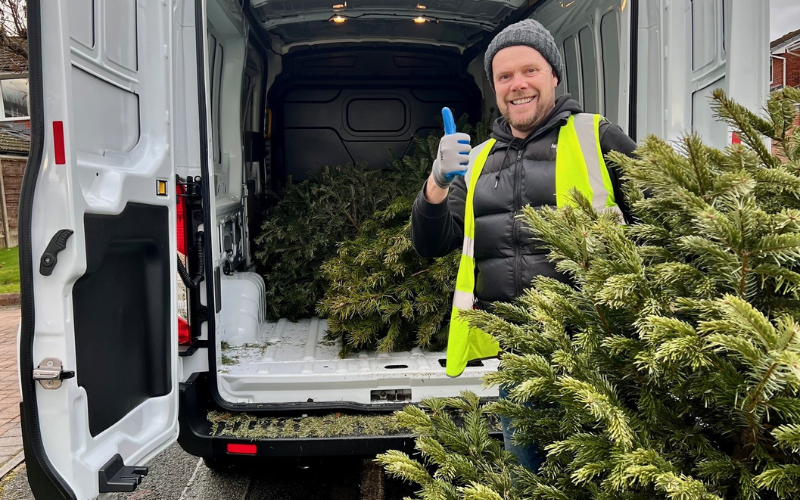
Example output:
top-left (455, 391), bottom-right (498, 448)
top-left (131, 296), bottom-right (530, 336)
top-left (502, 98), bottom-right (550, 135)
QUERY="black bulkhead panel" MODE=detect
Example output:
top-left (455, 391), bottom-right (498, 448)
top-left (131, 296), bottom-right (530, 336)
top-left (73, 203), bottom-right (171, 437)
top-left (269, 47), bottom-right (482, 183)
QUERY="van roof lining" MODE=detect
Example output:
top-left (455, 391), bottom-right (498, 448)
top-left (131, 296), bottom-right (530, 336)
top-left (250, 0), bottom-right (533, 51)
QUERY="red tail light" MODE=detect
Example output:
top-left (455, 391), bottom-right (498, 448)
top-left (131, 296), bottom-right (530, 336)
top-left (227, 443), bottom-right (257, 455)
top-left (176, 183), bottom-right (188, 256)
top-left (177, 182), bottom-right (191, 345)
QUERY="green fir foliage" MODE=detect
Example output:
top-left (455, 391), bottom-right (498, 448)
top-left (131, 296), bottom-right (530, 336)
top-left (207, 410), bottom-right (409, 439)
top-left (378, 89), bottom-right (800, 500)
top-left (318, 113), bottom-right (494, 354)
top-left (254, 163), bottom-right (402, 320)
top-left (255, 111), bottom-right (492, 325)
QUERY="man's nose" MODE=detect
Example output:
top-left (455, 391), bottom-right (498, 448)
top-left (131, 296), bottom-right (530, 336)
top-left (509, 73), bottom-right (529, 91)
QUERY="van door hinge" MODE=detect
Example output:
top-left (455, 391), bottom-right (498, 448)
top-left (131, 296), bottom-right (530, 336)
top-left (32, 358), bottom-right (74, 389)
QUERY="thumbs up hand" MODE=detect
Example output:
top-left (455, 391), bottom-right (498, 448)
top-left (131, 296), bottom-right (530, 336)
top-left (431, 108), bottom-right (471, 189)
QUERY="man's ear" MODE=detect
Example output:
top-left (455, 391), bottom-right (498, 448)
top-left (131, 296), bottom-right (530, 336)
top-left (552, 74), bottom-right (558, 89)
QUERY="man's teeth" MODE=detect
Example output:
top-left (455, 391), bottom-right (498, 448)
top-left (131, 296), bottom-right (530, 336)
top-left (511, 97), bottom-right (534, 105)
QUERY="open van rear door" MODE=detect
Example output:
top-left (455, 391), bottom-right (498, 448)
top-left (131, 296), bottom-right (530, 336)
top-left (636, 0), bottom-right (769, 148)
top-left (19, 1), bottom-right (179, 498)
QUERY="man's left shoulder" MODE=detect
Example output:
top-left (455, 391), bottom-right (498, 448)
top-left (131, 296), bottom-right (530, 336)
top-left (594, 116), bottom-right (636, 155)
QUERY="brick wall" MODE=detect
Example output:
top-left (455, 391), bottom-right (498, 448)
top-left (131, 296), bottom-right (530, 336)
top-left (772, 57), bottom-right (785, 89)
top-left (772, 52), bottom-right (800, 90)
top-left (0, 157), bottom-right (26, 248)
top-left (787, 53), bottom-right (800, 88)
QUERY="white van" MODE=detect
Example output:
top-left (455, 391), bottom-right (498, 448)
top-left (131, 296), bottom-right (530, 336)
top-left (19, 0), bottom-right (768, 498)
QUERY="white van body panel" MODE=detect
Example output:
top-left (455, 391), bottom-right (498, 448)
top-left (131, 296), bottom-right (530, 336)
top-left (22, 1), bottom-right (180, 498)
top-left (637, 0), bottom-right (769, 148)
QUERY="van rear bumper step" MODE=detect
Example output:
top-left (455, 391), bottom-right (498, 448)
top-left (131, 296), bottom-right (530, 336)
top-left (178, 372), bottom-right (422, 459)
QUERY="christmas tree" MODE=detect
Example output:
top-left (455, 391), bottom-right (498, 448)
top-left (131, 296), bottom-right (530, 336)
top-left (318, 113), bottom-right (493, 354)
top-left (254, 163), bottom-right (401, 320)
top-left (255, 112), bottom-right (491, 326)
top-left (378, 89), bottom-right (800, 500)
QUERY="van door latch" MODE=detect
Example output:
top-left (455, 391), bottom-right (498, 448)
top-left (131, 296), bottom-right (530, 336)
top-left (40, 229), bottom-right (74, 276)
top-left (32, 358), bottom-right (74, 389)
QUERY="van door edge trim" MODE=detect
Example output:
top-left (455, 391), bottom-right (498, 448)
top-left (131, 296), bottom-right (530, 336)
top-left (18, 0), bottom-right (79, 498)
top-left (195, 0), bottom-right (229, 411)
top-left (627, 0), bottom-right (639, 141)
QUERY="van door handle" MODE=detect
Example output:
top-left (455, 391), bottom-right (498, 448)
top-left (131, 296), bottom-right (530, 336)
top-left (39, 229), bottom-right (73, 276)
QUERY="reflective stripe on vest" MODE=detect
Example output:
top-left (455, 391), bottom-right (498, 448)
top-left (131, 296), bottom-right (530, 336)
top-left (445, 113), bottom-right (619, 377)
top-left (556, 113), bottom-right (621, 214)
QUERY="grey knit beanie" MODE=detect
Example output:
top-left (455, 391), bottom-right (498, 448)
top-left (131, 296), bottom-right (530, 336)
top-left (484, 19), bottom-right (564, 87)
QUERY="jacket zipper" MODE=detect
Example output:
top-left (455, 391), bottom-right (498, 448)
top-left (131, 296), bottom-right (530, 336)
top-left (513, 148), bottom-right (524, 298)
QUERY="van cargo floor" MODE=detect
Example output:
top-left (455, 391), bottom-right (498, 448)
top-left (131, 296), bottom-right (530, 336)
top-left (216, 317), bottom-right (499, 405)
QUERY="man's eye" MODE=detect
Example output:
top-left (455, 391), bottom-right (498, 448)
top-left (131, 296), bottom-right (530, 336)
top-left (527, 68), bottom-right (536, 74)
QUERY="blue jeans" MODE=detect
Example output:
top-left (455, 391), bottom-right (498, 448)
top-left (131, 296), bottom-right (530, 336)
top-left (498, 385), bottom-right (545, 472)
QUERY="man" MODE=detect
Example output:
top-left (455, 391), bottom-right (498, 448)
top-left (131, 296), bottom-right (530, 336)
top-left (411, 18), bottom-right (637, 470)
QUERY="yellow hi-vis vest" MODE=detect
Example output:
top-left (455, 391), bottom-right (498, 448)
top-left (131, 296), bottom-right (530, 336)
top-left (445, 113), bottom-right (621, 377)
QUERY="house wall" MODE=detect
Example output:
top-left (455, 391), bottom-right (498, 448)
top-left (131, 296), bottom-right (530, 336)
top-left (771, 57), bottom-right (784, 89)
top-left (770, 48), bottom-right (800, 157)
top-left (771, 51), bottom-right (800, 90)
top-left (787, 53), bottom-right (800, 88)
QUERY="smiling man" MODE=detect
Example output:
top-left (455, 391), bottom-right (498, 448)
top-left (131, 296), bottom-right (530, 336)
top-left (411, 18), bottom-right (637, 471)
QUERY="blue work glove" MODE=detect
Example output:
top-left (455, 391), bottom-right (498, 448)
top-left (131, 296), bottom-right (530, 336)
top-left (431, 107), bottom-right (471, 189)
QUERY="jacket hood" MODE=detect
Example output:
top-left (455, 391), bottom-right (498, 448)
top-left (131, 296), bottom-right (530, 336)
top-left (491, 94), bottom-right (583, 144)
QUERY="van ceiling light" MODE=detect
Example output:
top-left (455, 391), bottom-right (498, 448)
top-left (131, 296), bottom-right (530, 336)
top-left (330, 15), bottom-right (346, 23)
top-left (413, 16), bottom-right (428, 23)
top-left (416, 3), bottom-right (427, 8)
top-left (332, 3), bottom-right (345, 8)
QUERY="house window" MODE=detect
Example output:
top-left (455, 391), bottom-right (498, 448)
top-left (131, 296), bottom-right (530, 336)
top-left (0, 78), bottom-right (28, 119)
top-left (770, 57), bottom-right (774, 85)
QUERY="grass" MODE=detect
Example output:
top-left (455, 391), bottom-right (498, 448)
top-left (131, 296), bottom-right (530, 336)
top-left (0, 246), bottom-right (19, 294)
top-left (0, 468), bottom-right (18, 497)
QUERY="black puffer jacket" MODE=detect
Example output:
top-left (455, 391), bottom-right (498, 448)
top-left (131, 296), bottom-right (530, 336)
top-left (411, 95), bottom-right (637, 309)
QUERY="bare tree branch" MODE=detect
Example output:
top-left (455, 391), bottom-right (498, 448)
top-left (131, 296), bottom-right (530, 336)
top-left (0, 0), bottom-right (26, 70)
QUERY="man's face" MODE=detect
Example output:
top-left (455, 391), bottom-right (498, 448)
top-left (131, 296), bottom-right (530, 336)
top-left (492, 45), bottom-right (559, 138)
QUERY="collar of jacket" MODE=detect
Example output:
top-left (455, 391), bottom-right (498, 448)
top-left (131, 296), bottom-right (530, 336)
top-left (490, 94), bottom-right (583, 150)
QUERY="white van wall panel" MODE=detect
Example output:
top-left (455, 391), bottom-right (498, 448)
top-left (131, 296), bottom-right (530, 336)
top-left (650, 0), bottom-right (769, 148)
top-left (104, 0), bottom-right (139, 72)
top-left (217, 37), bottom-right (246, 205)
top-left (691, 0), bottom-right (718, 72)
top-left (68, 0), bottom-right (95, 50)
top-left (692, 77), bottom-right (727, 146)
top-left (173, 0), bottom-right (201, 175)
top-left (724, 0), bottom-right (769, 138)
top-left (600, 10), bottom-right (621, 125)
top-left (536, 0), bottom-right (627, 127)
top-left (563, 35), bottom-right (582, 103)
top-left (175, 29), bottom-right (202, 173)
top-left (689, 0), bottom-right (727, 147)
top-left (636, 1), bottom-right (664, 141)
top-left (664, 0), bottom-right (691, 141)
top-left (71, 67), bottom-right (140, 155)
top-left (578, 27), bottom-right (599, 115)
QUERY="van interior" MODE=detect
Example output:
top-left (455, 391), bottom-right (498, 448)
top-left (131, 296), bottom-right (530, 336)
top-left (168, 0), bottom-right (735, 408)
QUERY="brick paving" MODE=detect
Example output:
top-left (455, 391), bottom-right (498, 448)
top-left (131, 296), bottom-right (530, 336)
top-left (0, 305), bottom-right (21, 472)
